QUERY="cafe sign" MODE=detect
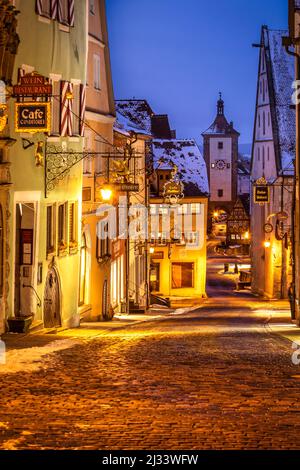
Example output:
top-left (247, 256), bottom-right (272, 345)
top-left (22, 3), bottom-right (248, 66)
top-left (15, 102), bottom-right (51, 133)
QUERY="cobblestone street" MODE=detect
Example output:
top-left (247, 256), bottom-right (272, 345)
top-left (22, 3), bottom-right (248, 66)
top-left (0, 250), bottom-right (300, 450)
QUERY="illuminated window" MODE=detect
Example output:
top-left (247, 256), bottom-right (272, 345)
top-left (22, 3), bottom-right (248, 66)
top-left (172, 263), bottom-right (194, 289)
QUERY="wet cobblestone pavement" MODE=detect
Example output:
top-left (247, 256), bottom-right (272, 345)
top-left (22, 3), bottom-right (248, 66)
top-left (0, 299), bottom-right (300, 450)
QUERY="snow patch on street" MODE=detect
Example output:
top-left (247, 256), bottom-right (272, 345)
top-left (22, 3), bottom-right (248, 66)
top-left (0, 338), bottom-right (81, 374)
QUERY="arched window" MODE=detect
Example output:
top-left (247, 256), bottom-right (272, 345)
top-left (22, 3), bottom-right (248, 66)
top-left (0, 205), bottom-right (3, 297)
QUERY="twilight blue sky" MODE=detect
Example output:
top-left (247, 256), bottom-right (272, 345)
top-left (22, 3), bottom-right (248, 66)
top-left (106, 0), bottom-right (288, 145)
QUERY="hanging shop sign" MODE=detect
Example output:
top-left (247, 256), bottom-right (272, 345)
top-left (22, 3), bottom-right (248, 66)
top-left (15, 102), bottom-right (51, 133)
top-left (254, 176), bottom-right (269, 204)
top-left (254, 185), bottom-right (269, 203)
top-left (13, 73), bottom-right (52, 97)
top-left (264, 223), bottom-right (273, 234)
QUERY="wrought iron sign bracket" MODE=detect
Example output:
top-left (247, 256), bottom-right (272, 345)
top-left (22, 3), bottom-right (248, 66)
top-left (45, 143), bottom-right (143, 197)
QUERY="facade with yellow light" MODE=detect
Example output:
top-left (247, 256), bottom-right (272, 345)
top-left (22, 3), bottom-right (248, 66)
top-left (1, 0), bottom-right (87, 333)
top-left (250, 26), bottom-right (294, 300)
top-left (80, 0), bottom-right (116, 321)
top-left (149, 139), bottom-right (209, 307)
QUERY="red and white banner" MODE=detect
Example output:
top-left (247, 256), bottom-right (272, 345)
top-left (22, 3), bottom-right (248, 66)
top-left (60, 81), bottom-right (73, 137)
top-left (80, 84), bottom-right (86, 137)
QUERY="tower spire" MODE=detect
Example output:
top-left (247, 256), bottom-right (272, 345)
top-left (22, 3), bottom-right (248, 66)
top-left (217, 92), bottom-right (224, 115)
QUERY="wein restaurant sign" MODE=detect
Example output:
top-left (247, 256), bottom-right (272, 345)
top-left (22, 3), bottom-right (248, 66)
top-left (13, 73), bottom-right (52, 96)
top-left (15, 102), bottom-right (51, 133)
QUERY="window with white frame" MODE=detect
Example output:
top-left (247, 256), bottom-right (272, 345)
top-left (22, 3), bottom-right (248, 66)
top-left (93, 54), bottom-right (101, 90)
top-left (95, 140), bottom-right (104, 174)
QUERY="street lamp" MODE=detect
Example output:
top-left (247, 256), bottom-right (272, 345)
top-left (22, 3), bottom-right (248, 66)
top-left (149, 247), bottom-right (155, 254)
top-left (213, 211), bottom-right (219, 218)
top-left (100, 186), bottom-right (113, 202)
top-left (264, 240), bottom-right (271, 248)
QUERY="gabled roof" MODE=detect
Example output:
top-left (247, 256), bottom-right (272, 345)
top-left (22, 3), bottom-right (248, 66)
top-left (152, 139), bottom-right (209, 196)
top-left (263, 27), bottom-right (295, 175)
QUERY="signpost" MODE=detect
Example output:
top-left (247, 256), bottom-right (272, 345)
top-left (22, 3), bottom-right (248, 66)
top-left (113, 183), bottom-right (139, 192)
top-left (15, 102), bottom-right (50, 133)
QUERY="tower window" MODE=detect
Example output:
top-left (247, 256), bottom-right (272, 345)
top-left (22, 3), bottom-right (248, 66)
top-left (218, 142), bottom-right (223, 149)
top-left (218, 189), bottom-right (223, 198)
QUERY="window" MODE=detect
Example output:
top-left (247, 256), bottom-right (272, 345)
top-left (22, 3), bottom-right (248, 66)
top-left (258, 147), bottom-right (260, 161)
top-left (82, 187), bottom-right (92, 201)
top-left (96, 221), bottom-right (111, 260)
top-left (263, 111), bottom-right (266, 135)
top-left (262, 146), bottom-right (265, 171)
top-left (211, 163), bottom-right (215, 169)
top-left (172, 262), bottom-right (194, 289)
top-left (268, 112), bottom-right (270, 127)
top-left (95, 140), bottom-right (104, 174)
top-left (93, 54), bottom-right (101, 90)
top-left (258, 113), bottom-right (260, 128)
top-left (0, 205), bottom-right (3, 296)
top-left (262, 79), bottom-right (265, 101)
top-left (69, 202), bottom-right (78, 246)
top-left (89, 0), bottom-right (95, 14)
top-left (267, 146), bottom-right (270, 161)
top-left (218, 142), bottom-right (223, 149)
top-left (227, 163), bottom-right (230, 169)
top-left (218, 189), bottom-right (223, 197)
top-left (190, 203), bottom-right (201, 214)
top-left (58, 203), bottom-right (68, 250)
top-left (46, 205), bottom-right (55, 254)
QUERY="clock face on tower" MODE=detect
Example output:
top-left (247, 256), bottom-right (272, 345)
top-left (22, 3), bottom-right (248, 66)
top-left (215, 159), bottom-right (226, 170)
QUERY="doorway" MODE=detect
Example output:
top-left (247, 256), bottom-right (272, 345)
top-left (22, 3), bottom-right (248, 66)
top-left (150, 263), bottom-right (160, 292)
top-left (43, 267), bottom-right (61, 328)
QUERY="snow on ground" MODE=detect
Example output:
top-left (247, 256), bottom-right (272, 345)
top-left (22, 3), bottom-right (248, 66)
top-left (0, 338), bottom-right (81, 374)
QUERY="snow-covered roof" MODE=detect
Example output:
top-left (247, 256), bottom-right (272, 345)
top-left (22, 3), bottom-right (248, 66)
top-left (152, 139), bottom-right (209, 196)
top-left (115, 100), bottom-right (154, 134)
top-left (263, 27), bottom-right (295, 175)
top-left (114, 110), bottom-right (151, 137)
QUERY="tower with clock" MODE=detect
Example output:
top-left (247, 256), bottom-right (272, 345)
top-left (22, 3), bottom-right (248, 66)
top-left (202, 94), bottom-right (240, 223)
